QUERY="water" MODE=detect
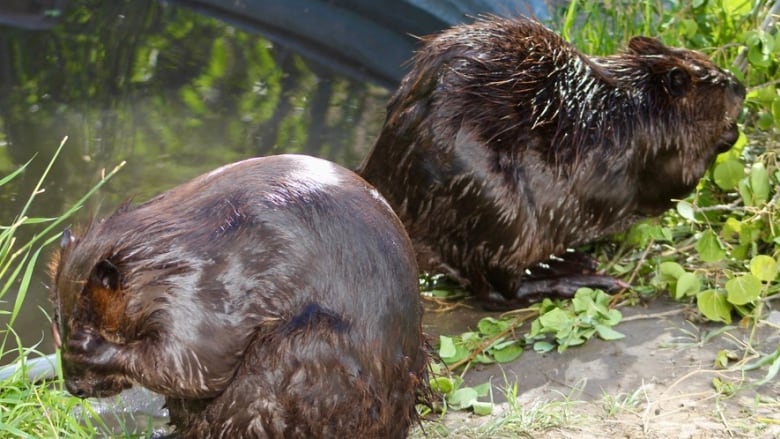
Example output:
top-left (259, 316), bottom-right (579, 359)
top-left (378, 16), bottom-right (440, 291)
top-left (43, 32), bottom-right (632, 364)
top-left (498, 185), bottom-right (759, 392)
top-left (0, 0), bottom-right (392, 365)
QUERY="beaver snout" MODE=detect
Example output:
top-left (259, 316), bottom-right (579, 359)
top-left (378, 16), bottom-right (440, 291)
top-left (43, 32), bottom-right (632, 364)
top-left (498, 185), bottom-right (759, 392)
top-left (717, 123), bottom-right (741, 153)
top-left (62, 360), bottom-right (131, 399)
top-left (64, 377), bottom-right (89, 398)
top-left (64, 374), bottom-right (129, 398)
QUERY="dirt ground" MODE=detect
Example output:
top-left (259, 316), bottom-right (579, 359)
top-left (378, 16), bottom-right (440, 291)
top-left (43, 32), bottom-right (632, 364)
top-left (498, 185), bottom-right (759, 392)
top-left (84, 297), bottom-right (779, 438)
top-left (420, 297), bottom-right (780, 438)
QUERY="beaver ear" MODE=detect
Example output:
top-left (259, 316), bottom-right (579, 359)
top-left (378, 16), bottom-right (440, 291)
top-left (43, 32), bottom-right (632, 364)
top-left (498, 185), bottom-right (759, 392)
top-left (90, 259), bottom-right (121, 291)
top-left (627, 36), bottom-right (669, 56)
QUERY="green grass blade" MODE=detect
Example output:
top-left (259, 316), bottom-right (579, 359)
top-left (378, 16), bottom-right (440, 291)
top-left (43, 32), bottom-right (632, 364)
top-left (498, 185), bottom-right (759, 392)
top-left (8, 243), bottom-right (47, 327)
top-left (561, 0), bottom-right (580, 41)
top-left (0, 156), bottom-right (33, 187)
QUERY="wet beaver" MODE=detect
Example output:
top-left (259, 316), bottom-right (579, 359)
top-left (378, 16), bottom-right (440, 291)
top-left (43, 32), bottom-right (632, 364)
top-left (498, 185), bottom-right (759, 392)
top-left (359, 16), bottom-right (746, 308)
top-left (49, 154), bottom-right (427, 438)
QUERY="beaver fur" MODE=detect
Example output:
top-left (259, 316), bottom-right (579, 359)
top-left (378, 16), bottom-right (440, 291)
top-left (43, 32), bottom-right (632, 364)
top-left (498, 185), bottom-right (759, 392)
top-left (50, 154), bottom-right (427, 438)
top-left (359, 16), bottom-right (745, 308)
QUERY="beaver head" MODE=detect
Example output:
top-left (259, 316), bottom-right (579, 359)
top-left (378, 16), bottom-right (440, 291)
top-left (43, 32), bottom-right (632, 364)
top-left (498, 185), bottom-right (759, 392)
top-left (50, 228), bottom-right (133, 398)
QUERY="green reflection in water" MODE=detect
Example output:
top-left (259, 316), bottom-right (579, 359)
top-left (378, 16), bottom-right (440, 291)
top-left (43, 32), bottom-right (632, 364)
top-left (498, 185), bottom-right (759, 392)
top-left (0, 0), bottom-right (389, 359)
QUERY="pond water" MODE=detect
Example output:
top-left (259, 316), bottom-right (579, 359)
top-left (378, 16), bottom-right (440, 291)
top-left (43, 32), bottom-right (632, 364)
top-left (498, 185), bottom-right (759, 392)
top-left (0, 0), bottom-right (549, 366)
top-left (0, 0), bottom-right (399, 364)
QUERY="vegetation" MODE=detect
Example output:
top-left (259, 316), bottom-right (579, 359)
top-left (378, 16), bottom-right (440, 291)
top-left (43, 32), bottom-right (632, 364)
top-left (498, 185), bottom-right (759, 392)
top-left (423, 0), bottom-right (780, 429)
top-left (0, 0), bottom-right (779, 437)
top-left (0, 139), bottom-right (125, 437)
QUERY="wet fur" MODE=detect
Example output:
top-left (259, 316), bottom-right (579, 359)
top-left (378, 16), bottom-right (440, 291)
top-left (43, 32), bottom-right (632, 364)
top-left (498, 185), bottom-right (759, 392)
top-left (50, 154), bottom-right (427, 438)
top-left (359, 16), bottom-right (745, 307)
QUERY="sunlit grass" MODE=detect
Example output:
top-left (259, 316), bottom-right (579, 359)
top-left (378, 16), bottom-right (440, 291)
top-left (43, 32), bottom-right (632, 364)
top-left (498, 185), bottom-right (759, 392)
top-left (0, 137), bottom-right (125, 437)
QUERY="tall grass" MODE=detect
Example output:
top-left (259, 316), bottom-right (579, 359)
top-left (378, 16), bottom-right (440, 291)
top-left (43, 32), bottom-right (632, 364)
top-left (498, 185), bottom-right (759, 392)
top-left (0, 137), bottom-right (125, 438)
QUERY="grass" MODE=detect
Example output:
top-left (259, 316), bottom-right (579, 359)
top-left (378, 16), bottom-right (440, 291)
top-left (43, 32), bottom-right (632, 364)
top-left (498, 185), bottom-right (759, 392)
top-left (0, 138), bottom-right (127, 438)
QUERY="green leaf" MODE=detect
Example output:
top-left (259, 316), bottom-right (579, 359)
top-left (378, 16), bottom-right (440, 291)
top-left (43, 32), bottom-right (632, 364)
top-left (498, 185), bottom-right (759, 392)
top-left (474, 354), bottom-right (494, 365)
top-left (571, 292), bottom-right (594, 314)
top-left (722, 217), bottom-right (742, 238)
top-left (696, 230), bottom-right (726, 263)
top-left (438, 336), bottom-right (457, 359)
top-left (477, 317), bottom-right (506, 336)
top-left (602, 309), bottom-right (623, 326)
top-left (714, 350), bottom-right (730, 369)
top-left (472, 382), bottom-right (492, 397)
top-left (430, 376), bottom-right (454, 394)
top-left (749, 162), bottom-right (770, 204)
top-left (712, 159), bottom-right (744, 190)
top-left (722, 0), bottom-right (752, 15)
top-left (447, 387), bottom-right (478, 409)
top-left (538, 307), bottom-right (572, 332)
top-left (658, 261), bottom-right (685, 281)
top-left (471, 401), bottom-right (493, 416)
top-left (712, 377), bottom-right (737, 396)
top-left (674, 272), bottom-right (701, 300)
top-left (696, 290), bottom-right (732, 324)
top-left (533, 341), bottom-right (555, 353)
top-left (725, 274), bottom-right (762, 305)
top-left (492, 343), bottom-right (523, 363)
top-left (594, 324), bottom-right (625, 340)
top-left (749, 255), bottom-right (778, 282)
top-left (737, 175), bottom-right (752, 205)
top-left (676, 200), bottom-right (696, 222)
top-left (429, 289), bottom-right (456, 298)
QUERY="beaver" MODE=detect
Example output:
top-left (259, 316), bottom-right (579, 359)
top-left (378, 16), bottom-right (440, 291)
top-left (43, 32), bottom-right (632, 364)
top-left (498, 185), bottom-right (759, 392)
top-left (359, 16), bottom-right (746, 308)
top-left (49, 154), bottom-right (427, 438)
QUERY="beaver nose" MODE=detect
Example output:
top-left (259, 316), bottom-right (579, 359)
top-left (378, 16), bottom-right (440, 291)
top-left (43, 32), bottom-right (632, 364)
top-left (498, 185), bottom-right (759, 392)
top-left (65, 379), bottom-right (88, 398)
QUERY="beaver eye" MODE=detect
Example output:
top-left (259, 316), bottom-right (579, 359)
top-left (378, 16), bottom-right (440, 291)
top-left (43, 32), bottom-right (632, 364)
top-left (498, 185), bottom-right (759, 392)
top-left (667, 67), bottom-right (690, 97)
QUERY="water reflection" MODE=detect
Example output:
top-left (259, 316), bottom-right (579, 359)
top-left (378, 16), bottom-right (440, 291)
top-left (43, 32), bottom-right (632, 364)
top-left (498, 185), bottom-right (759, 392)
top-left (0, 0), bottom-right (389, 362)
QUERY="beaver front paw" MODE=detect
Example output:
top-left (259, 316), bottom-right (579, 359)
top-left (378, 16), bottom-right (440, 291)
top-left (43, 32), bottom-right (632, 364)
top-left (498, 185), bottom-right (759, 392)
top-left (66, 328), bottom-right (121, 370)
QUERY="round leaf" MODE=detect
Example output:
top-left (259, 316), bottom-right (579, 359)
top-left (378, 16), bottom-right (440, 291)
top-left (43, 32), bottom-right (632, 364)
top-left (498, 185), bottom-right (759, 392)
top-left (471, 401), bottom-right (493, 416)
top-left (438, 335), bottom-right (457, 359)
top-left (696, 230), bottom-right (726, 263)
top-left (430, 376), bottom-right (454, 394)
top-left (492, 343), bottom-right (523, 363)
top-left (712, 159), bottom-right (744, 190)
top-left (658, 261), bottom-right (685, 281)
top-left (675, 272), bottom-right (701, 299)
top-left (594, 324), bottom-right (625, 340)
top-left (725, 274), bottom-right (762, 305)
top-left (750, 162), bottom-right (770, 204)
top-left (477, 317), bottom-right (506, 336)
top-left (696, 290), bottom-right (732, 324)
top-left (676, 200), bottom-right (696, 222)
top-left (750, 255), bottom-right (778, 282)
top-left (538, 307), bottom-right (572, 332)
top-left (447, 387), bottom-right (478, 409)
top-left (533, 341), bottom-right (555, 353)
